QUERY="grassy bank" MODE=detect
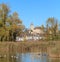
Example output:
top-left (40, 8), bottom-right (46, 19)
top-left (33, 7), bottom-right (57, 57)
top-left (0, 41), bottom-right (60, 58)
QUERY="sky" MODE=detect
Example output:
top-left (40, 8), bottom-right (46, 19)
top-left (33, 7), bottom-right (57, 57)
top-left (0, 0), bottom-right (60, 28)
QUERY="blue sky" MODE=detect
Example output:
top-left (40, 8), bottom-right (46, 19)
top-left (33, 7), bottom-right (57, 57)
top-left (0, 0), bottom-right (60, 28)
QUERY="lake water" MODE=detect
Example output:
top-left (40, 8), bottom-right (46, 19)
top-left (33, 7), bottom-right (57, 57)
top-left (0, 52), bottom-right (60, 62)
top-left (16, 53), bottom-right (48, 62)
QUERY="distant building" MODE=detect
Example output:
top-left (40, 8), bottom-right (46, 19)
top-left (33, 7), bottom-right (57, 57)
top-left (29, 23), bottom-right (44, 35)
top-left (16, 23), bottom-right (45, 41)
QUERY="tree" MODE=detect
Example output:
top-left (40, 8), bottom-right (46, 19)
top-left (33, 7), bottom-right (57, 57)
top-left (0, 3), bottom-right (10, 41)
top-left (9, 12), bottom-right (25, 41)
top-left (0, 3), bottom-right (25, 41)
top-left (46, 17), bottom-right (59, 40)
top-left (0, 3), bottom-right (10, 25)
top-left (41, 25), bottom-right (45, 31)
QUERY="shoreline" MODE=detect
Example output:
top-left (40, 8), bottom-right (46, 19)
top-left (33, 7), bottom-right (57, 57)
top-left (0, 41), bottom-right (60, 58)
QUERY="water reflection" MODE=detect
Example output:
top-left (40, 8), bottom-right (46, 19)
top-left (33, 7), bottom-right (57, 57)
top-left (0, 53), bottom-right (60, 62)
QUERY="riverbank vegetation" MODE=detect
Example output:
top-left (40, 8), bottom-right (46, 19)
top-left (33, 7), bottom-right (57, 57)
top-left (0, 41), bottom-right (60, 58)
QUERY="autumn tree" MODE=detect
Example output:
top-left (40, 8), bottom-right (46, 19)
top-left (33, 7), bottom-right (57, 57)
top-left (9, 12), bottom-right (25, 41)
top-left (46, 17), bottom-right (59, 40)
top-left (0, 3), bottom-right (25, 41)
top-left (0, 3), bottom-right (10, 41)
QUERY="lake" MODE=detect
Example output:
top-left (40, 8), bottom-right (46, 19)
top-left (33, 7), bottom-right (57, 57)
top-left (0, 52), bottom-right (60, 62)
